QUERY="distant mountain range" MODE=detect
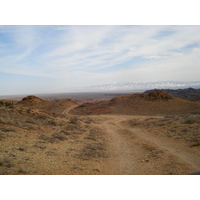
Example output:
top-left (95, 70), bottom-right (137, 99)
top-left (72, 81), bottom-right (200, 92)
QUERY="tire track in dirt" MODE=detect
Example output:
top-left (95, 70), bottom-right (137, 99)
top-left (61, 105), bottom-right (200, 174)
top-left (61, 105), bottom-right (78, 115)
top-left (99, 115), bottom-right (199, 174)
top-left (121, 125), bottom-right (200, 171)
top-left (102, 120), bottom-right (138, 174)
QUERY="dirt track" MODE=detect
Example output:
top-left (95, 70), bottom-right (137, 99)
top-left (61, 105), bottom-right (78, 115)
top-left (1, 103), bottom-right (199, 175)
top-left (60, 102), bottom-right (200, 175)
top-left (80, 114), bottom-right (200, 175)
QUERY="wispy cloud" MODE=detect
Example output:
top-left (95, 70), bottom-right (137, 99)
top-left (0, 25), bottom-right (200, 91)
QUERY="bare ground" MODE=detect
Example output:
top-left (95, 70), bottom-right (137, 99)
top-left (0, 104), bottom-right (200, 175)
top-left (93, 115), bottom-right (200, 175)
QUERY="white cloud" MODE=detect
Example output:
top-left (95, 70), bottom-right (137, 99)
top-left (40, 26), bottom-right (200, 76)
top-left (0, 25), bottom-right (200, 85)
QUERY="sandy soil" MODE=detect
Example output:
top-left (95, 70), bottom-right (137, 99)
top-left (89, 114), bottom-right (200, 175)
top-left (65, 106), bottom-right (200, 175)
top-left (0, 103), bottom-right (199, 175)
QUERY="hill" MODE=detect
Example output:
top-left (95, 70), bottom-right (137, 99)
top-left (17, 95), bottom-right (78, 114)
top-left (70, 90), bottom-right (200, 115)
top-left (0, 99), bottom-right (108, 175)
top-left (1, 94), bottom-right (200, 175)
top-left (144, 88), bottom-right (200, 101)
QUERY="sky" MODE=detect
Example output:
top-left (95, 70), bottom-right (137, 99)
top-left (0, 25), bottom-right (200, 95)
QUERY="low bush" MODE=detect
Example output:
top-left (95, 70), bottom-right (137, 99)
top-left (69, 117), bottom-right (80, 125)
top-left (191, 142), bottom-right (200, 147)
top-left (0, 127), bottom-right (16, 132)
top-left (0, 157), bottom-right (14, 168)
top-left (51, 132), bottom-right (67, 141)
top-left (47, 120), bottom-right (57, 126)
top-left (183, 119), bottom-right (196, 124)
top-left (25, 119), bottom-right (37, 124)
top-left (34, 144), bottom-right (46, 149)
top-left (35, 113), bottom-right (49, 120)
top-left (38, 132), bottom-right (67, 143)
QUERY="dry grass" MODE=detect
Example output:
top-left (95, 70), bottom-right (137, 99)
top-left (1, 92), bottom-right (200, 175)
top-left (127, 114), bottom-right (200, 144)
top-left (0, 103), bottom-right (108, 175)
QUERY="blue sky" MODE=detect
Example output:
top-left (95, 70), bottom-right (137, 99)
top-left (0, 25), bottom-right (200, 95)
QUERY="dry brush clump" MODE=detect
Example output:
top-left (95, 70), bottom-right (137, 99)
top-left (37, 117), bottom-right (89, 143)
top-left (0, 126), bottom-right (16, 132)
top-left (190, 142), bottom-right (200, 147)
top-left (127, 114), bottom-right (200, 144)
top-left (84, 128), bottom-right (104, 141)
top-left (34, 143), bottom-right (46, 149)
top-left (141, 143), bottom-right (164, 160)
top-left (181, 116), bottom-right (200, 124)
top-left (69, 116), bottom-right (80, 125)
top-left (75, 127), bottom-right (107, 160)
top-left (38, 132), bottom-right (68, 143)
top-left (0, 156), bottom-right (16, 175)
top-left (0, 100), bottom-right (14, 106)
top-left (0, 157), bottom-right (14, 168)
top-left (77, 142), bottom-right (107, 159)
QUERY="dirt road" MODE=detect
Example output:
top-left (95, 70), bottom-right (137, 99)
top-left (63, 106), bottom-right (200, 175)
top-left (61, 105), bottom-right (78, 115)
top-left (2, 101), bottom-right (199, 175)
top-left (84, 115), bottom-right (200, 174)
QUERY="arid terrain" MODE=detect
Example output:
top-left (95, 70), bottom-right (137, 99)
top-left (0, 90), bottom-right (200, 175)
top-left (70, 90), bottom-right (200, 115)
top-left (144, 87), bottom-right (200, 101)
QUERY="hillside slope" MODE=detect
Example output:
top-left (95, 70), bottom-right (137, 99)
top-left (1, 97), bottom-right (200, 175)
top-left (17, 95), bottom-right (78, 114)
top-left (144, 88), bottom-right (200, 101)
top-left (70, 90), bottom-right (200, 115)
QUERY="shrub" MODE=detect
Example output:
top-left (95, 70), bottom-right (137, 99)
top-left (195, 131), bottom-right (200, 135)
top-left (0, 157), bottom-right (14, 168)
top-left (69, 117), bottom-right (79, 125)
top-left (38, 134), bottom-right (49, 141)
top-left (191, 142), bottom-right (200, 147)
top-left (25, 119), bottom-right (37, 124)
top-left (0, 127), bottom-right (16, 132)
top-left (47, 120), bottom-right (57, 126)
top-left (181, 128), bottom-right (189, 133)
top-left (17, 147), bottom-right (25, 151)
top-left (0, 133), bottom-right (6, 140)
top-left (183, 119), bottom-right (196, 124)
top-left (77, 142), bottom-right (106, 159)
top-left (38, 132), bottom-right (67, 143)
top-left (35, 113), bottom-right (49, 120)
top-left (128, 119), bottom-right (140, 126)
top-left (18, 169), bottom-right (26, 174)
top-left (34, 144), bottom-right (46, 149)
top-left (183, 116), bottom-right (200, 124)
top-left (51, 132), bottom-right (67, 141)
top-left (83, 117), bottom-right (94, 124)
top-left (0, 117), bottom-right (6, 124)
top-left (25, 124), bottom-right (36, 130)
